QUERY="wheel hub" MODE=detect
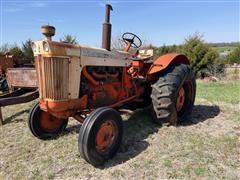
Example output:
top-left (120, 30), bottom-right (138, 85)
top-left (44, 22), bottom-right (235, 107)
top-left (176, 87), bottom-right (185, 112)
top-left (96, 120), bottom-right (115, 152)
top-left (40, 111), bottom-right (64, 132)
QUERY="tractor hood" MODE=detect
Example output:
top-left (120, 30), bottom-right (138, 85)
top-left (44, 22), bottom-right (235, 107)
top-left (32, 40), bottom-right (131, 61)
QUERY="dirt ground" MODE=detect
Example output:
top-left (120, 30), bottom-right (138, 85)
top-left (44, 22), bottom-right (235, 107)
top-left (0, 82), bottom-right (239, 179)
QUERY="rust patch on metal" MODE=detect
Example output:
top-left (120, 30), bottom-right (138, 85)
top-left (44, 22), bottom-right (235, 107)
top-left (7, 68), bottom-right (37, 88)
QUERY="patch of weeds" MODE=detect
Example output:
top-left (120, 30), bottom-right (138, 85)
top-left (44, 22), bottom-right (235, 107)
top-left (111, 169), bottom-right (125, 178)
top-left (167, 170), bottom-right (178, 179)
top-left (163, 159), bottom-right (172, 168)
top-left (205, 155), bottom-right (215, 164)
top-left (73, 172), bottom-right (81, 177)
top-left (233, 114), bottom-right (240, 122)
top-left (194, 167), bottom-right (207, 176)
top-left (225, 137), bottom-right (238, 148)
top-left (47, 171), bottom-right (55, 180)
top-left (187, 135), bottom-right (205, 158)
top-left (182, 164), bottom-right (191, 175)
top-left (143, 159), bottom-right (154, 168)
top-left (41, 157), bottom-right (53, 165)
top-left (31, 168), bottom-right (41, 179)
top-left (131, 162), bottom-right (141, 169)
top-left (215, 136), bottom-right (238, 151)
top-left (188, 135), bottom-right (204, 147)
top-left (147, 172), bottom-right (159, 180)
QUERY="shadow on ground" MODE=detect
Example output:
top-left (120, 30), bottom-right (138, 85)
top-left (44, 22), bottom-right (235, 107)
top-left (104, 108), bottom-right (159, 168)
top-left (3, 109), bottom-right (30, 124)
top-left (180, 105), bottom-right (220, 126)
top-left (105, 104), bottom-right (220, 168)
top-left (62, 108), bottom-right (158, 168)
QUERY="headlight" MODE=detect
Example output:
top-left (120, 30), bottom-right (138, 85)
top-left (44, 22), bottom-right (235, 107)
top-left (43, 42), bottom-right (49, 52)
top-left (32, 43), bottom-right (37, 52)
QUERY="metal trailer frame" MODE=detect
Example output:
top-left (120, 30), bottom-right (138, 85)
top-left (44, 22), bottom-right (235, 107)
top-left (0, 68), bottom-right (38, 125)
top-left (0, 90), bottom-right (39, 125)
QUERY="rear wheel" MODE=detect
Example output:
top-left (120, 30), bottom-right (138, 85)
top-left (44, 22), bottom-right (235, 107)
top-left (151, 63), bottom-right (196, 125)
top-left (28, 103), bottom-right (68, 139)
top-left (78, 107), bottom-right (123, 167)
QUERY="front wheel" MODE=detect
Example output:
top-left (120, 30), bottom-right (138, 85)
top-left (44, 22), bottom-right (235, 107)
top-left (28, 103), bottom-right (68, 139)
top-left (151, 63), bottom-right (196, 125)
top-left (78, 107), bottom-right (123, 167)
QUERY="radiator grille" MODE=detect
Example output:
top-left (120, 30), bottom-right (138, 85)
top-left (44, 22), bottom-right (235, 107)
top-left (36, 57), bottom-right (69, 100)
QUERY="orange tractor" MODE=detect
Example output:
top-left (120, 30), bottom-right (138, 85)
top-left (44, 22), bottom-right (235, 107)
top-left (29, 4), bottom-right (196, 166)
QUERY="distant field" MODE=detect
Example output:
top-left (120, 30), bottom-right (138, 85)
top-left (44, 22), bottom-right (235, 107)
top-left (213, 46), bottom-right (236, 53)
top-left (0, 81), bottom-right (239, 179)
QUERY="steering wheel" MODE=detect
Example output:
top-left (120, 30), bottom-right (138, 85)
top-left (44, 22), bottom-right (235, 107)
top-left (122, 32), bottom-right (142, 48)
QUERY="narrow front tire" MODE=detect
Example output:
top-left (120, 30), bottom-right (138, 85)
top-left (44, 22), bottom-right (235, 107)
top-left (78, 107), bottom-right (123, 167)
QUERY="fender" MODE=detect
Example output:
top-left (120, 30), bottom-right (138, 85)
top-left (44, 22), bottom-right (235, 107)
top-left (148, 53), bottom-right (190, 74)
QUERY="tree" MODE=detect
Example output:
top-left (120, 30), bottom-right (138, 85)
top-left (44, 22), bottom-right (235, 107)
top-left (111, 33), bottom-right (125, 50)
top-left (111, 33), bottom-right (150, 50)
top-left (143, 44), bottom-right (180, 60)
top-left (227, 45), bottom-right (240, 64)
top-left (60, 34), bottom-right (78, 44)
top-left (22, 39), bottom-right (34, 62)
top-left (180, 34), bottom-right (218, 77)
top-left (155, 44), bottom-right (179, 59)
top-left (9, 46), bottom-right (24, 59)
top-left (0, 44), bottom-right (11, 55)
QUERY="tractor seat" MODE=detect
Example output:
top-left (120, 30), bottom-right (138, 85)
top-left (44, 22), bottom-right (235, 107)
top-left (132, 49), bottom-right (154, 61)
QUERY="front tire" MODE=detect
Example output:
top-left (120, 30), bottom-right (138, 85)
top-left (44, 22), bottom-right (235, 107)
top-left (151, 64), bottom-right (196, 125)
top-left (28, 103), bottom-right (68, 140)
top-left (78, 107), bottom-right (123, 167)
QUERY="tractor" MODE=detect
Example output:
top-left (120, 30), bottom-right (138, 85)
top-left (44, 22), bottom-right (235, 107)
top-left (29, 4), bottom-right (196, 166)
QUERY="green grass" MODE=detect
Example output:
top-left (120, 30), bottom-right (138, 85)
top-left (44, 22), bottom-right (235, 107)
top-left (194, 167), bottom-right (206, 176)
top-left (213, 46), bottom-right (236, 53)
top-left (196, 81), bottom-right (240, 104)
top-left (163, 159), bottom-right (172, 168)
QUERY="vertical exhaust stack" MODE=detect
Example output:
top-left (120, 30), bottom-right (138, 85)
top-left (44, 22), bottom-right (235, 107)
top-left (102, 4), bottom-right (113, 51)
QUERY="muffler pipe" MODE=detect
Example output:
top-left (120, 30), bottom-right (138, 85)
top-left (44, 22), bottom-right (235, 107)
top-left (102, 4), bottom-right (113, 51)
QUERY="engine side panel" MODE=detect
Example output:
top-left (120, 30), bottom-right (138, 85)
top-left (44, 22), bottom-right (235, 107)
top-left (80, 66), bottom-right (137, 109)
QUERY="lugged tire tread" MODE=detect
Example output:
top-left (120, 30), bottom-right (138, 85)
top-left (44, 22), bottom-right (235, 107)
top-left (151, 63), bottom-right (196, 125)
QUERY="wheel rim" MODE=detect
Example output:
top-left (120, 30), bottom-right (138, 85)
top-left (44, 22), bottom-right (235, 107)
top-left (39, 111), bottom-right (65, 133)
top-left (95, 120), bottom-right (117, 153)
top-left (176, 87), bottom-right (185, 112)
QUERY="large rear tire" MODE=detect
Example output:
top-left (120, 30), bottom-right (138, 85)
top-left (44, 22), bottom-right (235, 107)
top-left (28, 103), bottom-right (68, 140)
top-left (78, 107), bottom-right (123, 167)
top-left (151, 63), bottom-right (196, 125)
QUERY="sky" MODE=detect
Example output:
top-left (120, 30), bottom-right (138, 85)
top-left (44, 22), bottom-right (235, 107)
top-left (0, 0), bottom-right (239, 47)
